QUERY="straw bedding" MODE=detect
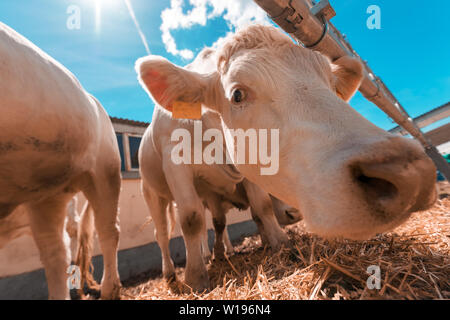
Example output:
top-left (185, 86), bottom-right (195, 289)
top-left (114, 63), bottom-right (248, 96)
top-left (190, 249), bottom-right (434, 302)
top-left (121, 182), bottom-right (449, 300)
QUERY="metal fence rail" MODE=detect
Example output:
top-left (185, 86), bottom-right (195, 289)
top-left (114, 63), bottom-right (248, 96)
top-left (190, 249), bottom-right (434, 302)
top-left (254, 0), bottom-right (450, 180)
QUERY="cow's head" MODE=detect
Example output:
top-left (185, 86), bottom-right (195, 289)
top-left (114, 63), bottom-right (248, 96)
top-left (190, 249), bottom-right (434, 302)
top-left (269, 195), bottom-right (302, 226)
top-left (136, 25), bottom-right (436, 240)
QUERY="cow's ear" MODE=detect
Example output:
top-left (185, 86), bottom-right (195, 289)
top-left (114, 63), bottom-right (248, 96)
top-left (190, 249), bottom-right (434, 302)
top-left (135, 56), bottom-right (217, 117)
top-left (331, 56), bottom-right (364, 102)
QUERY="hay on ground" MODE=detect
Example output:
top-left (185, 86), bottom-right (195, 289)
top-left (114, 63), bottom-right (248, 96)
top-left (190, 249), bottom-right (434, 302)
top-left (121, 184), bottom-right (450, 300)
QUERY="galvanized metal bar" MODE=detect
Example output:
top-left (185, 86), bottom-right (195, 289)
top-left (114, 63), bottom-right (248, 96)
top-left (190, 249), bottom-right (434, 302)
top-left (254, 0), bottom-right (450, 180)
top-left (390, 102), bottom-right (450, 135)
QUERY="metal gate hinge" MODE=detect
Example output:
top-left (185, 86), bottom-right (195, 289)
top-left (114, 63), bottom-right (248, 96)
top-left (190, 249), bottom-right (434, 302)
top-left (311, 0), bottom-right (336, 21)
top-left (270, 0), bottom-right (304, 33)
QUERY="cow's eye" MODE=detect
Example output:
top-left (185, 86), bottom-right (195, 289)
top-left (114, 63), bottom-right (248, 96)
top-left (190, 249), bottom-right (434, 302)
top-left (231, 89), bottom-right (246, 104)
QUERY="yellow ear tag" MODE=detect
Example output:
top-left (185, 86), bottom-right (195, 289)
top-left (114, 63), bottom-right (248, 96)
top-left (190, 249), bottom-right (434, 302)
top-left (172, 101), bottom-right (202, 120)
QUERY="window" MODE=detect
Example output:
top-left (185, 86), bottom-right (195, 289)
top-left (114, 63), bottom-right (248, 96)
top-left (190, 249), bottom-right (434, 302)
top-left (128, 136), bottom-right (142, 170)
top-left (115, 132), bottom-right (143, 173)
top-left (116, 133), bottom-right (125, 172)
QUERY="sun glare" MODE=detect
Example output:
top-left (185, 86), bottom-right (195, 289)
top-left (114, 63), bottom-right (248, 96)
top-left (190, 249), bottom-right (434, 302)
top-left (93, 0), bottom-right (121, 33)
top-left (95, 0), bottom-right (101, 32)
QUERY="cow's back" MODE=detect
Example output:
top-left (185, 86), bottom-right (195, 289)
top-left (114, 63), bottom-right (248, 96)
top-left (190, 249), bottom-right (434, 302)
top-left (0, 23), bottom-right (99, 209)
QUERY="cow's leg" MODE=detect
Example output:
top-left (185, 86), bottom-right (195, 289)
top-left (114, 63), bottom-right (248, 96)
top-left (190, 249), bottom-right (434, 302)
top-left (222, 226), bottom-right (234, 256)
top-left (201, 218), bottom-right (212, 262)
top-left (200, 204), bottom-right (211, 262)
top-left (66, 196), bottom-right (80, 263)
top-left (142, 182), bottom-right (175, 282)
top-left (162, 161), bottom-right (209, 292)
top-left (27, 194), bottom-right (73, 300)
top-left (204, 194), bottom-right (227, 260)
top-left (250, 210), bottom-right (270, 247)
top-left (81, 169), bottom-right (121, 299)
top-left (243, 180), bottom-right (289, 251)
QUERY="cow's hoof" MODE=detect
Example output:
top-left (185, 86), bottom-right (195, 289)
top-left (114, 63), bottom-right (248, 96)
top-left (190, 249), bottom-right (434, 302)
top-left (185, 271), bottom-right (210, 293)
top-left (213, 244), bottom-right (226, 261)
top-left (213, 251), bottom-right (226, 262)
top-left (226, 248), bottom-right (235, 256)
top-left (269, 234), bottom-right (290, 252)
top-left (100, 282), bottom-right (121, 300)
top-left (213, 255), bottom-right (226, 262)
top-left (203, 253), bottom-right (212, 264)
top-left (164, 271), bottom-right (177, 284)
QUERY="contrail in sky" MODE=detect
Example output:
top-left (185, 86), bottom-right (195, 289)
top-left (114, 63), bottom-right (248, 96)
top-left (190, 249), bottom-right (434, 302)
top-left (124, 0), bottom-right (151, 54)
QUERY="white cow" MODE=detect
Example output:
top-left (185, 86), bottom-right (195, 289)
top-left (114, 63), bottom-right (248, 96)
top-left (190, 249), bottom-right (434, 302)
top-left (0, 23), bottom-right (121, 299)
top-left (136, 25), bottom-right (437, 291)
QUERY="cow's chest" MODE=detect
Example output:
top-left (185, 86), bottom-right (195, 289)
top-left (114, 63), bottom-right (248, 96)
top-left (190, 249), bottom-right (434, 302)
top-left (194, 163), bottom-right (243, 197)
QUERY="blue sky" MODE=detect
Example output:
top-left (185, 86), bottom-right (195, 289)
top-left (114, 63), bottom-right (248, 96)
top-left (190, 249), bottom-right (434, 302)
top-left (0, 0), bottom-right (448, 131)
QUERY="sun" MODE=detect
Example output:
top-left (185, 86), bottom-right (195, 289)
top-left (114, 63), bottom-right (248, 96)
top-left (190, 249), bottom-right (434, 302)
top-left (95, 0), bottom-right (101, 32)
top-left (92, 0), bottom-right (122, 33)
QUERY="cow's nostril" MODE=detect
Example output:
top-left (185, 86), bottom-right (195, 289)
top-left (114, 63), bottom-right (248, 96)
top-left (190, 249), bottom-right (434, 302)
top-left (356, 174), bottom-right (398, 201)
top-left (343, 137), bottom-right (437, 226)
top-left (285, 210), bottom-right (295, 220)
top-left (351, 162), bottom-right (404, 221)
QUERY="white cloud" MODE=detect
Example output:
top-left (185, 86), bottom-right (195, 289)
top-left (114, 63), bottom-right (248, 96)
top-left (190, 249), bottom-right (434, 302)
top-left (210, 31), bottom-right (233, 50)
top-left (160, 0), bottom-right (271, 59)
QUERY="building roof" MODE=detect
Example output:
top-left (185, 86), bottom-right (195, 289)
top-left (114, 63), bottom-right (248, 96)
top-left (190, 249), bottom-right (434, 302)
top-left (110, 116), bottom-right (149, 128)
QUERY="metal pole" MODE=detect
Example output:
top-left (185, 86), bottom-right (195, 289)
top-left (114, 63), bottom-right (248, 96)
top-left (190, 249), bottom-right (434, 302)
top-left (254, 0), bottom-right (450, 180)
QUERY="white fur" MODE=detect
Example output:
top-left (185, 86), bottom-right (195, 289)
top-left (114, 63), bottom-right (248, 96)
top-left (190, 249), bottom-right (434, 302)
top-left (0, 23), bottom-right (122, 299)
